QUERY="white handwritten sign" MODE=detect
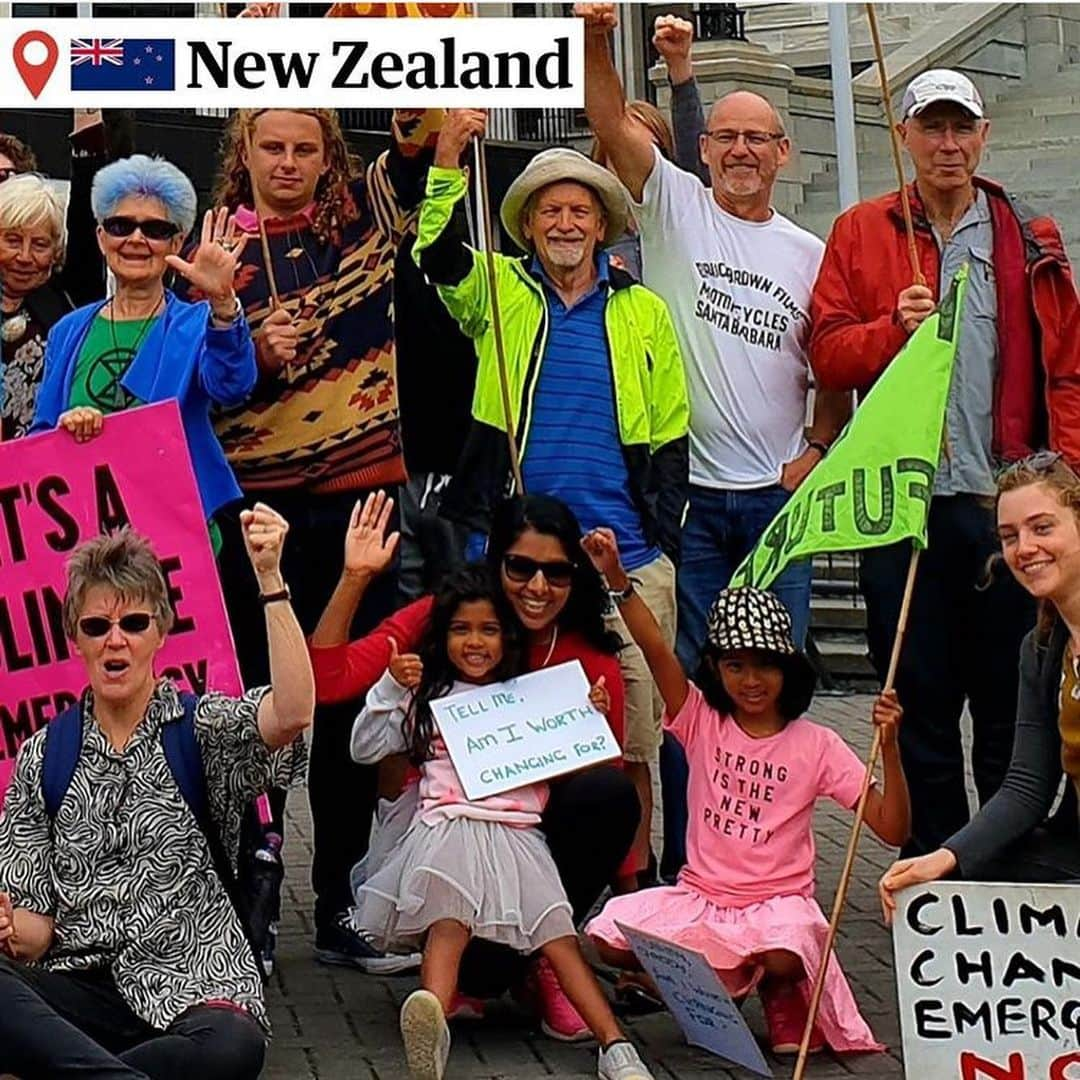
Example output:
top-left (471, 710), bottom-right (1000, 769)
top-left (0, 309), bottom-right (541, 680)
top-left (429, 660), bottom-right (618, 800)
top-left (893, 882), bottom-right (1080, 1079)
top-left (617, 923), bottom-right (772, 1077)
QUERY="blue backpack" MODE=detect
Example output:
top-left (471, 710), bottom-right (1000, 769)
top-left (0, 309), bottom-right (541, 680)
top-left (41, 693), bottom-right (264, 975)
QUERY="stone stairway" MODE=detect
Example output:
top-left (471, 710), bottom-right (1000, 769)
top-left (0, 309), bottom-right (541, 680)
top-left (794, 57), bottom-right (1080, 261)
top-left (808, 554), bottom-right (875, 691)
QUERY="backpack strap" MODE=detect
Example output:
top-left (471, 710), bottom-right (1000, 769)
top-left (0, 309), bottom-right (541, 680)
top-left (42, 703), bottom-right (85, 819)
top-left (163, 693), bottom-right (264, 977)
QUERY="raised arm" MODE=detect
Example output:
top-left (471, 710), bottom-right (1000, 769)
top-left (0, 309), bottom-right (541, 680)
top-left (582, 528), bottom-right (689, 716)
top-left (241, 503), bottom-right (315, 750)
top-left (577, 3), bottom-right (657, 201)
top-left (654, 15), bottom-right (710, 184)
top-left (310, 490), bottom-right (400, 649)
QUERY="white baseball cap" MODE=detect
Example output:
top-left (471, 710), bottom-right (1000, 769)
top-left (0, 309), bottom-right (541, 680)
top-left (901, 69), bottom-right (984, 120)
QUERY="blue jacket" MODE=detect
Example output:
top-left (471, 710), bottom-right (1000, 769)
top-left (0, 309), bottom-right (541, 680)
top-left (32, 292), bottom-right (256, 519)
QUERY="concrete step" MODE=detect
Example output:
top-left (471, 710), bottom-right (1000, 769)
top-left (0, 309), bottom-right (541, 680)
top-left (810, 597), bottom-right (867, 632)
top-left (810, 634), bottom-right (877, 684)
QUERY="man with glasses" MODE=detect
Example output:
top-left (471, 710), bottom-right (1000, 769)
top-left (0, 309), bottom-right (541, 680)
top-left (579, 3), bottom-right (850, 881)
top-left (810, 68), bottom-right (1080, 857)
top-left (578, 4), bottom-right (849, 659)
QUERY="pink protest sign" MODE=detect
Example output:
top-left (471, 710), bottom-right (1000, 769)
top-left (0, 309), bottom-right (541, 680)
top-left (0, 401), bottom-right (242, 801)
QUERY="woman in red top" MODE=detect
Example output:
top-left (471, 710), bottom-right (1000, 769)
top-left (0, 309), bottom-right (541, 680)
top-left (309, 492), bottom-right (639, 1040)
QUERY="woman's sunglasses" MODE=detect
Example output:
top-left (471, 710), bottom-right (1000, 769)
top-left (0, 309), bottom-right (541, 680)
top-left (78, 613), bottom-right (154, 638)
top-left (502, 554), bottom-right (575, 588)
top-left (101, 216), bottom-right (181, 242)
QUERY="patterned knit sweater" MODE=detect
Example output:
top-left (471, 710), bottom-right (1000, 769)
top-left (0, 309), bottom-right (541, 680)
top-left (178, 110), bottom-right (440, 493)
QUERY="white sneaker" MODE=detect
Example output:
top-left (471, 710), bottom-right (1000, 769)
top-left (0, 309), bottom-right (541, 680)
top-left (598, 1041), bottom-right (655, 1080)
top-left (400, 989), bottom-right (451, 1080)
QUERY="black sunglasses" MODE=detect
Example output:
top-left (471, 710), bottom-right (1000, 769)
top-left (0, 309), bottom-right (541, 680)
top-left (78, 612), bottom-right (154, 638)
top-left (502, 553), bottom-right (575, 588)
top-left (101, 215), bottom-right (181, 242)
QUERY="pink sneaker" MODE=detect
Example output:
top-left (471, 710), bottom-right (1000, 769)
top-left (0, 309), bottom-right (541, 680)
top-left (760, 981), bottom-right (825, 1055)
top-left (447, 992), bottom-right (485, 1022)
top-left (532, 957), bottom-right (592, 1043)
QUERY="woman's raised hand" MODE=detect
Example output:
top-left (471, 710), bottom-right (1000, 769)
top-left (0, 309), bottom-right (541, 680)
top-left (344, 490), bottom-right (400, 582)
top-left (240, 501), bottom-right (289, 582)
top-left (164, 208), bottom-right (241, 311)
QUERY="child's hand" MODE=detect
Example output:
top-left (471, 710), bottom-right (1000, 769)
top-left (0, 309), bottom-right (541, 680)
top-left (581, 528), bottom-right (627, 587)
top-left (872, 689), bottom-right (902, 745)
top-left (388, 638), bottom-right (423, 689)
top-left (589, 675), bottom-right (611, 716)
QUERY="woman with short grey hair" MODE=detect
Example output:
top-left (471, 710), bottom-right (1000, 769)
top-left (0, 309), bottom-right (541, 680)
top-left (0, 508), bottom-right (314, 1079)
top-left (31, 154), bottom-right (257, 551)
top-left (0, 173), bottom-right (70, 439)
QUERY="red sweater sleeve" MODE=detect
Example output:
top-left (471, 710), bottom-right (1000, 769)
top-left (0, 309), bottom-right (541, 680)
top-left (309, 596), bottom-right (434, 705)
top-left (578, 650), bottom-right (626, 751)
top-left (809, 211), bottom-right (910, 393)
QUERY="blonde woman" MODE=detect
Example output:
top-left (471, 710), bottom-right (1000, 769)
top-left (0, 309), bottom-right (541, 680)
top-left (0, 173), bottom-right (69, 439)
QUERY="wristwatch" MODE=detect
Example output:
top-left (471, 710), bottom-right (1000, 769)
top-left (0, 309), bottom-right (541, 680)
top-left (807, 439), bottom-right (829, 457)
top-left (608, 580), bottom-right (635, 605)
top-left (259, 585), bottom-right (291, 605)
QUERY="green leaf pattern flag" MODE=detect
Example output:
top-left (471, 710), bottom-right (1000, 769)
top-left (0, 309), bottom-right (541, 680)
top-left (729, 266), bottom-right (969, 591)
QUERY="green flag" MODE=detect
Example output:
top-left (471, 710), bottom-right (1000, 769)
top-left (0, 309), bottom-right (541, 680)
top-left (729, 266), bottom-right (969, 591)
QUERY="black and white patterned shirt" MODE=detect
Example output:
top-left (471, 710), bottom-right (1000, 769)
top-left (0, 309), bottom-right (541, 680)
top-left (0, 679), bottom-right (306, 1032)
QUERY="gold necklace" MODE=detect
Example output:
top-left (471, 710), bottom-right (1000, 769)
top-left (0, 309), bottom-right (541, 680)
top-left (540, 625), bottom-right (559, 668)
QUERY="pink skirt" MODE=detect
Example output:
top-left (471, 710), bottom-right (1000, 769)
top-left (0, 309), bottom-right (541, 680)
top-left (586, 884), bottom-right (883, 1053)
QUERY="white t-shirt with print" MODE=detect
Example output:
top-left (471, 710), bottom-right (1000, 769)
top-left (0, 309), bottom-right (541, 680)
top-left (634, 149), bottom-right (825, 490)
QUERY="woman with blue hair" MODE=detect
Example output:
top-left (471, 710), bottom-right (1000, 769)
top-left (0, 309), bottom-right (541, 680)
top-left (32, 154), bottom-right (256, 549)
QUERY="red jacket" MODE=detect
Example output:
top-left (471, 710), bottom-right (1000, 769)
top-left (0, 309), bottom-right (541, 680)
top-left (809, 177), bottom-right (1080, 464)
top-left (308, 596), bottom-right (627, 750)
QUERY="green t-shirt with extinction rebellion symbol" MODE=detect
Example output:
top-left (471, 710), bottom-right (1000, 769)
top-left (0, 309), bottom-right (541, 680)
top-left (68, 314), bottom-right (160, 413)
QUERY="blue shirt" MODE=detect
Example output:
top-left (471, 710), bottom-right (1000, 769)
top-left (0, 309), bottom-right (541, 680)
top-left (522, 253), bottom-right (658, 571)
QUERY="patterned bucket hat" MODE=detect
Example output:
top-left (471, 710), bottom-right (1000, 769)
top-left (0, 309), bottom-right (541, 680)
top-left (705, 587), bottom-right (817, 702)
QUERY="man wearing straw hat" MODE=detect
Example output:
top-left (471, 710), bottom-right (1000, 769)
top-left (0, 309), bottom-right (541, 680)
top-left (414, 109), bottom-right (689, 907)
top-left (809, 68), bottom-right (1080, 859)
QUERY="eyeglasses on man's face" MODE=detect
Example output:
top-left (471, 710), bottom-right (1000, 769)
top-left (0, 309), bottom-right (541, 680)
top-left (703, 130), bottom-right (785, 148)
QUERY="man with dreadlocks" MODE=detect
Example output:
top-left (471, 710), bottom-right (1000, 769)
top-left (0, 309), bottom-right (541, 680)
top-left (175, 106), bottom-right (442, 975)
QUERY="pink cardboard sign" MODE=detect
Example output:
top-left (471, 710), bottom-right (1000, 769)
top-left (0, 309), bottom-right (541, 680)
top-left (0, 401), bottom-right (242, 802)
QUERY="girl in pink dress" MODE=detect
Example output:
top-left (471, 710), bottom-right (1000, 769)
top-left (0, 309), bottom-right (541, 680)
top-left (581, 529), bottom-right (910, 1056)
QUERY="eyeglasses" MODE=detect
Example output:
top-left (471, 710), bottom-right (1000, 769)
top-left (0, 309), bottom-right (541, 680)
top-left (101, 216), bottom-right (181, 242)
top-left (703, 130), bottom-right (785, 148)
top-left (502, 554), bottom-right (575, 588)
top-left (78, 612), bottom-right (155, 638)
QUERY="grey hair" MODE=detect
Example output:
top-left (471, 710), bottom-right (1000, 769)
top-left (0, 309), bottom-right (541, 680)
top-left (91, 154), bottom-right (197, 237)
top-left (0, 173), bottom-right (67, 268)
top-left (63, 528), bottom-right (175, 640)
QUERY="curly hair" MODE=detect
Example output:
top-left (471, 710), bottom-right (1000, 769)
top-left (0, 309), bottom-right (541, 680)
top-left (404, 564), bottom-right (524, 767)
top-left (0, 133), bottom-right (37, 175)
top-left (212, 109), bottom-right (357, 244)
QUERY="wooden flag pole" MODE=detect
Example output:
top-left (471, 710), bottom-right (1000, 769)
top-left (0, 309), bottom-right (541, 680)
top-left (792, 545), bottom-right (920, 1078)
top-left (865, 2), bottom-right (925, 286)
top-left (472, 136), bottom-right (525, 496)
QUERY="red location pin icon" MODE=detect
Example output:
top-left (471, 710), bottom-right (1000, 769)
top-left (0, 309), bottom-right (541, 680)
top-left (14, 31), bottom-right (59, 100)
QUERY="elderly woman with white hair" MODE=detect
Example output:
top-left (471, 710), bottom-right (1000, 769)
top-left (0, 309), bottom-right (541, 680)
top-left (0, 173), bottom-right (70, 440)
top-left (31, 154), bottom-right (256, 547)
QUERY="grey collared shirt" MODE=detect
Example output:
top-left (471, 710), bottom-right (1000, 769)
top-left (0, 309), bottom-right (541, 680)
top-left (932, 188), bottom-right (999, 497)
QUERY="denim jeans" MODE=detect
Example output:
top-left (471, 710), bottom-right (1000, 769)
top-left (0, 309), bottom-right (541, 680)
top-left (661, 482), bottom-right (813, 878)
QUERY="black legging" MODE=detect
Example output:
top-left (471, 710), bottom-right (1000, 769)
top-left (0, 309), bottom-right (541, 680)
top-left (0, 955), bottom-right (265, 1080)
top-left (458, 763), bottom-right (640, 997)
